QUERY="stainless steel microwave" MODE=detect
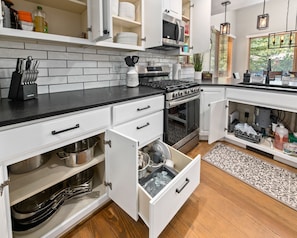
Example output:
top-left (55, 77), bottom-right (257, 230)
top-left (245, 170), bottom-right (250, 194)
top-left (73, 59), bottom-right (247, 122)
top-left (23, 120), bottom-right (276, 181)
top-left (162, 13), bottom-right (185, 49)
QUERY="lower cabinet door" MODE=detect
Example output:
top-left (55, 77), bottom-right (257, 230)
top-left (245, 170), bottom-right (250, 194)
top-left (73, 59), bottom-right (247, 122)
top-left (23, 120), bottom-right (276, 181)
top-left (106, 130), bottom-right (201, 238)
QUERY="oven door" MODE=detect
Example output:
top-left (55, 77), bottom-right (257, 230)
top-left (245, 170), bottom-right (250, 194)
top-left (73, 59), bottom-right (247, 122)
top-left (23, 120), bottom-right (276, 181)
top-left (164, 94), bottom-right (200, 153)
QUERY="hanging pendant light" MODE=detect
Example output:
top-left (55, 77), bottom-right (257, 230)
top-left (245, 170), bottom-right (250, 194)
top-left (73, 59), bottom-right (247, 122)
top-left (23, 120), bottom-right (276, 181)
top-left (257, 0), bottom-right (269, 30)
top-left (220, 1), bottom-right (231, 35)
top-left (268, 0), bottom-right (297, 49)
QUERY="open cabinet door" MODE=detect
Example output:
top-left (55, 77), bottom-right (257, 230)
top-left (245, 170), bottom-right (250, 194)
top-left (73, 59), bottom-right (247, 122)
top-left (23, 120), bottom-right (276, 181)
top-left (0, 165), bottom-right (11, 237)
top-left (105, 129), bottom-right (138, 221)
top-left (144, 0), bottom-right (162, 48)
top-left (87, 0), bottom-right (112, 41)
top-left (208, 99), bottom-right (227, 144)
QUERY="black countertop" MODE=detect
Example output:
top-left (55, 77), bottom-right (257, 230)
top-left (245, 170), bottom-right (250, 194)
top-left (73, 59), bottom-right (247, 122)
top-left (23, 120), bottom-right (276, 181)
top-left (0, 86), bottom-right (164, 128)
top-left (1, 79), bottom-right (297, 128)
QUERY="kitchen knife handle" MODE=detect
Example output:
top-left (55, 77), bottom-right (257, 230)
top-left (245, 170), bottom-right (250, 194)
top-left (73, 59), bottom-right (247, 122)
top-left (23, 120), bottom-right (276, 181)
top-left (176, 178), bottom-right (190, 194)
top-left (51, 124), bottom-right (80, 135)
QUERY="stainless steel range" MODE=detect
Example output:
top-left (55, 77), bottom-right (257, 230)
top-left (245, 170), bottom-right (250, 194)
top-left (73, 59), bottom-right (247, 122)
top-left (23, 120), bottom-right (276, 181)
top-left (138, 65), bottom-right (200, 153)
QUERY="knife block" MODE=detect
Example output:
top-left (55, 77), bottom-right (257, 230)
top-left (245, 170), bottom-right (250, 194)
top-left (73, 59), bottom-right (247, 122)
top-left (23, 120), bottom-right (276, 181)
top-left (8, 71), bottom-right (38, 101)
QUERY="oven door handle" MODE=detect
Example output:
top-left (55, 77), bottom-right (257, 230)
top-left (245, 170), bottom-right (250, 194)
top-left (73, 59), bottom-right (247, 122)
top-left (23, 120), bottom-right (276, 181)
top-left (166, 94), bottom-right (200, 108)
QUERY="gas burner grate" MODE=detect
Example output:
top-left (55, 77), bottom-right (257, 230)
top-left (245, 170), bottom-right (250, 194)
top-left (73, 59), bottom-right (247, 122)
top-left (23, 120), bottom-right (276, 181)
top-left (140, 80), bottom-right (198, 92)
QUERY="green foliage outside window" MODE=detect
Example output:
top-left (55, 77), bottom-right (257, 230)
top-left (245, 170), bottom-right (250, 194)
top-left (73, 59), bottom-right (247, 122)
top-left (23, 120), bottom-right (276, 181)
top-left (249, 37), bottom-right (294, 73)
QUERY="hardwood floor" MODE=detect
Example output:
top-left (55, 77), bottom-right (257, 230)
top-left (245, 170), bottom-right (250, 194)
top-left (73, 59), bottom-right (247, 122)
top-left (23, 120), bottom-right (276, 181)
top-left (62, 141), bottom-right (297, 238)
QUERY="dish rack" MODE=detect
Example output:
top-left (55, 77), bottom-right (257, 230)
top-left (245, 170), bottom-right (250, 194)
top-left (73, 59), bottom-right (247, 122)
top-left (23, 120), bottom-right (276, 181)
top-left (234, 129), bottom-right (262, 143)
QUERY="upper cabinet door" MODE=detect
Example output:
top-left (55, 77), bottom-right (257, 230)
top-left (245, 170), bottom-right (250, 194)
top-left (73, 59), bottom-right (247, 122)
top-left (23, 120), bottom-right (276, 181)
top-left (163, 0), bottom-right (182, 20)
top-left (144, 0), bottom-right (163, 48)
top-left (105, 129), bottom-right (139, 221)
top-left (191, 0), bottom-right (211, 53)
top-left (87, 0), bottom-right (112, 41)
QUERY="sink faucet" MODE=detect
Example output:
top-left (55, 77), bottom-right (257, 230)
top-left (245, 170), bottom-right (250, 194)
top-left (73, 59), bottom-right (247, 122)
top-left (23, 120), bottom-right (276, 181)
top-left (265, 59), bottom-right (271, 84)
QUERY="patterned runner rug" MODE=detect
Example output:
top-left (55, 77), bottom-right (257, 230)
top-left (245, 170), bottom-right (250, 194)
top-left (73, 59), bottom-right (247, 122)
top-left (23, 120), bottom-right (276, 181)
top-left (202, 143), bottom-right (297, 211)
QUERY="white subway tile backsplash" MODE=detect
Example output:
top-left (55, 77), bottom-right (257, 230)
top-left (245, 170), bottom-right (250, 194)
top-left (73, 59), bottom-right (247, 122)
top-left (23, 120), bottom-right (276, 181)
top-left (83, 54), bottom-right (109, 61)
top-left (25, 43), bottom-right (66, 52)
top-left (0, 69), bottom-right (14, 78)
top-left (0, 41), bottom-right (24, 49)
top-left (68, 75), bottom-right (97, 83)
top-left (49, 68), bottom-right (83, 76)
top-left (37, 76), bottom-right (67, 85)
top-left (39, 60), bottom-right (67, 68)
top-left (0, 40), bottom-right (178, 98)
top-left (67, 61), bottom-right (97, 68)
top-left (84, 81), bottom-right (110, 89)
top-left (38, 85), bottom-right (50, 94)
top-left (50, 83), bottom-right (84, 93)
top-left (0, 48), bottom-right (47, 59)
top-left (67, 47), bottom-right (96, 54)
top-left (84, 68), bottom-right (109, 75)
top-left (48, 52), bottom-right (83, 60)
top-left (0, 59), bottom-right (19, 68)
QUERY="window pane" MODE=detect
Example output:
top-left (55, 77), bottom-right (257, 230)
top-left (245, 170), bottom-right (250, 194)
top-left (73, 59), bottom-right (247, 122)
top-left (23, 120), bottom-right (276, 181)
top-left (249, 37), bottom-right (294, 73)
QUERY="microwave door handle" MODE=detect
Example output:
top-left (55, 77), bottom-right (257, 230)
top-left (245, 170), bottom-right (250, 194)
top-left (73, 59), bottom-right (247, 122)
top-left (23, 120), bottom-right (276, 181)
top-left (176, 21), bottom-right (181, 44)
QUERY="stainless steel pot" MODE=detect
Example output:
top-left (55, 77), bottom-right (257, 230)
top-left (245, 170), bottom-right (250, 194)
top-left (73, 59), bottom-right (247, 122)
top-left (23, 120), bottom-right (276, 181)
top-left (57, 137), bottom-right (98, 167)
top-left (9, 152), bottom-right (51, 174)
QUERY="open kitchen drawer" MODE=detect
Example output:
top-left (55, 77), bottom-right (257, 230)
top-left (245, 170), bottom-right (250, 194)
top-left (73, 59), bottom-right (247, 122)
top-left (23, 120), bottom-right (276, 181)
top-left (105, 129), bottom-right (201, 238)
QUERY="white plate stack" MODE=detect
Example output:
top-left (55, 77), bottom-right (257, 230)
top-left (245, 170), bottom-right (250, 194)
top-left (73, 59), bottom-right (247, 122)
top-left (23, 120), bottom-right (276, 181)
top-left (116, 32), bottom-right (138, 45)
top-left (119, 2), bottom-right (135, 21)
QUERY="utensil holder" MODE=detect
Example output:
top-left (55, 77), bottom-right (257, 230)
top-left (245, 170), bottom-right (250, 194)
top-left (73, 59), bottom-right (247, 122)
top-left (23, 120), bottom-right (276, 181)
top-left (8, 70), bottom-right (38, 101)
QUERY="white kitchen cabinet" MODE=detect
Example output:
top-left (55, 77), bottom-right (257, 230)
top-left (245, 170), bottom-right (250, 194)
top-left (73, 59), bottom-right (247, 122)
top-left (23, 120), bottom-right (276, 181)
top-left (1, 105), bottom-right (111, 238)
top-left (0, 164), bottom-right (12, 238)
top-left (190, 0), bottom-right (211, 54)
top-left (105, 129), bottom-right (201, 238)
top-left (170, 0), bottom-right (211, 55)
top-left (0, 106), bottom-right (111, 164)
top-left (107, 94), bottom-right (201, 238)
top-left (0, 0), bottom-right (144, 50)
top-left (208, 87), bottom-right (297, 168)
top-left (163, 0), bottom-right (182, 19)
top-left (199, 86), bottom-right (225, 140)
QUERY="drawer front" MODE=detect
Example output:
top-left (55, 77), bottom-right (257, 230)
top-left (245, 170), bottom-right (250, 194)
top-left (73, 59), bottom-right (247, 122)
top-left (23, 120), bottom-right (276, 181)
top-left (113, 95), bottom-right (164, 125)
top-left (149, 151), bottom-right (201, 238)
top-left (0, 107), bottom-right (111, 163)
top-left (113, 111), bottom-right (163, 147)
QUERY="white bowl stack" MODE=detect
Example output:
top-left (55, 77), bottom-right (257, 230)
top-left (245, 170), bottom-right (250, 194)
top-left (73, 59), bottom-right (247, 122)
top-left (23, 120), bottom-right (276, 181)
top-left (119, 2), bottom-right (135, 21)
top-left (116, 32), bottom-right (138, 45)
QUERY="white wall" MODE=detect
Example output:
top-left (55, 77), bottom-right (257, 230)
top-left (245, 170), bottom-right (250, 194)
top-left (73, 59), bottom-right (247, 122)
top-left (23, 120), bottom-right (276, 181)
top-left (211, 0), bottom-right (297, 78)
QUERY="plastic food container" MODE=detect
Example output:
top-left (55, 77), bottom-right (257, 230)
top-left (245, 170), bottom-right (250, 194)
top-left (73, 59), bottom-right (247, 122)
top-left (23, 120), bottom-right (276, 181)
top-left (283, 142), bottom-right (297, 156)
top-left (274, 125), bottom-right (289, 150)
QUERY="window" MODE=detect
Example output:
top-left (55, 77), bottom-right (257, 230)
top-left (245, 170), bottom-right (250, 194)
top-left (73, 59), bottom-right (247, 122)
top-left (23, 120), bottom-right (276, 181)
top-left (249, 36), bottom-right (296, 74)
top-left (210, 28), bottom-right (233, 78)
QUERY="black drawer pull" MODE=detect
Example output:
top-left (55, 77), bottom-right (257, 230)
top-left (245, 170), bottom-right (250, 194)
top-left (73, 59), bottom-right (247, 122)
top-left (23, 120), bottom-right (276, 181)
top-left (136, 122), bottom-right (150, 130)
top-left (51, 124), bottom-right (80, 135)
top-left (176, 178), bottom-right (190, 194)
top-left (137, 105), bottom-right (151, 111)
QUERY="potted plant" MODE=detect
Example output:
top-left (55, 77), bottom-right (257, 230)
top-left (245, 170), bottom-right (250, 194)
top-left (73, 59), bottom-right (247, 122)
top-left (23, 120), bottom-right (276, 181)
top-left (193, 53), bottom-right (203, 81)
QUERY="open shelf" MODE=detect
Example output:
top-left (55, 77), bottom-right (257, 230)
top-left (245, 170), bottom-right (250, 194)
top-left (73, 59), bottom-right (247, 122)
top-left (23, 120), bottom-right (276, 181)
top-left (24, 0), bottom-right (87, 14)
top-left (113, 16), bottom-right (142, 28)
top-left (13, 166), bottom-right (108, 238)
top-left (226, 133), bottom-right (297, 167)
top-left (9, 146), bottom-right (105, 206)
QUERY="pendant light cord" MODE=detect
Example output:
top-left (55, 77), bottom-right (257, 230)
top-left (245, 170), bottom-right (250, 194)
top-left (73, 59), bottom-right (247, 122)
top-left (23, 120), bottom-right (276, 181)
top-left (263, 0), bottom-right (266, 15)
top-left (286, 0), bottom-right (290, 31)
top-left (224, 3), bottom-right (227, 22)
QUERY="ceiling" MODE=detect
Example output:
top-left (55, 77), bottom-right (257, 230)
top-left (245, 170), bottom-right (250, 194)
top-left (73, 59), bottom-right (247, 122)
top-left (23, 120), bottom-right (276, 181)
top-left (211, 0), bottom-right (265, 15)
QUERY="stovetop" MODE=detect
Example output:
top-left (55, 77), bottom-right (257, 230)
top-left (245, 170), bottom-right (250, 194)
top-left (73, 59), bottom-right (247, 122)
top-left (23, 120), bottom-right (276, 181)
top-left (140, 80), bottom-right (198, 92)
